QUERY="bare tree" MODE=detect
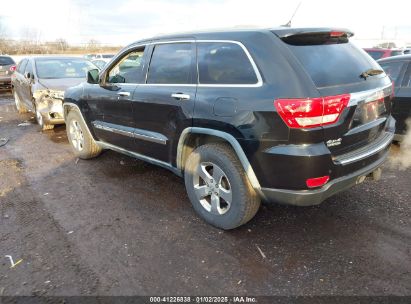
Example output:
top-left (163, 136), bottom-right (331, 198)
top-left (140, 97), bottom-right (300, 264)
top-left (56, 38), bottom-right (69, 51)
top-left (87, 39), bottom-right (100, 51)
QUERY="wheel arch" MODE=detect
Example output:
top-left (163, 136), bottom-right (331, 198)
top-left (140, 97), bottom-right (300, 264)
top-left (63, 102), bottom-right (97, 141)
top-left (176, 127), bottom-right (262, 192)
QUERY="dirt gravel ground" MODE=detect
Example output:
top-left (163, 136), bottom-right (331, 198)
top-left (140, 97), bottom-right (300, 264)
top-left (0, 91), bottom-right (410, 297)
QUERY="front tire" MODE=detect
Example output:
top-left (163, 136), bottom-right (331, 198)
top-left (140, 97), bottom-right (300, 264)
top-left (184, 143), bottom-right (260, 230)
top-left (66, 110), bottom-right (102, 159)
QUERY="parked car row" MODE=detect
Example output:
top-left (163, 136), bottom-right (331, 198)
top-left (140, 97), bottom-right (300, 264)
top-left (8, 27), bottom-right (407, 229)
top-left (364, 48), bottom-right (404, 60)
top-left (11, 57), bottom-right (97, 130)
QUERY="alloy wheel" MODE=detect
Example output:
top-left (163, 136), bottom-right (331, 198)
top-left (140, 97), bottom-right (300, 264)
top-left (193, 162), bottom-right (232, 215)
top-left (69, 119), bottom-right (85, 152)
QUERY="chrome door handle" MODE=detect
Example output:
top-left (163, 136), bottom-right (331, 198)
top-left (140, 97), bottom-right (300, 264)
top-left (171, 93), bottom-right (190, 101)
top-left (117, 92), bottom-right (130, 97)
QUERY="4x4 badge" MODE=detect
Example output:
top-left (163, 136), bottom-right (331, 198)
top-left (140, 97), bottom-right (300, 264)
top-left (326, 138), bottom-right (342, 147)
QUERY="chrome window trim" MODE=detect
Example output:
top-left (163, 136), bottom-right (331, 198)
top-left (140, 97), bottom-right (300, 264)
top-left (111, 39), bottom-right (263, 88)
top-left (195, 40), bottom-right (263, 88)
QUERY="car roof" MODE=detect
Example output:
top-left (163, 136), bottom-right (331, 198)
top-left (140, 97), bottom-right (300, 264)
top-left (131, 27), bottom-right (353, 44)
top-left (377, 54), bottom-right (411, 63)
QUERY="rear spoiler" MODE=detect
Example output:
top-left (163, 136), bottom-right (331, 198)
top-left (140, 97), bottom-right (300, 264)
top-left (271, 27), bottom-right (354, 38)
top-left (271, 28), bottom-right (354, 45)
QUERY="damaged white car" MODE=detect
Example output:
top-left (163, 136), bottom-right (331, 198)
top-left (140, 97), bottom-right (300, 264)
top-left (11, 57), bottom-right (97, 130)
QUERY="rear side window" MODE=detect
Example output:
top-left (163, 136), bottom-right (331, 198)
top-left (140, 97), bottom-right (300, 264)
top-left (197, 42), bottom-right (258, 85)
top-left (147, 43), bottom-right (193, 84)
top-left (283, 40), bottom-right (383, 88)
top-left (379, 61), bottom-right (406, 87)
top-left (0, 56), bottom-right (15, 65)
top-left (17, 59), bottom-right (28, 74)
top-left (366, 50), bottom-right (385, 60)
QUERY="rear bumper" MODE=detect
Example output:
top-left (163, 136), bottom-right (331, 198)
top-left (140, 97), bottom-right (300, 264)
top-left (261, 149), bottom-right (389, 206)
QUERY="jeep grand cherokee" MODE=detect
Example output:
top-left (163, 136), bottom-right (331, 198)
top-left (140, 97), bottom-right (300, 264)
top-left (63, 28), bottom-right (395, 229)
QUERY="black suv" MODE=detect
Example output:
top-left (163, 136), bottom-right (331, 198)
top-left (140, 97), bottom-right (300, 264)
top-left (63, 28), bottom-right (395, 229)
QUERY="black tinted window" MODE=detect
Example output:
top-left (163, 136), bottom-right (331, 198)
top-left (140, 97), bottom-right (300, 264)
top-left (379, 61), bottom-right (406, 86)
top-left (366, 50), bottom-right (385, 60)
top-left (147, 43), bottom-right (193, 84)
top-left (17, 59), bottom-right (28, 73)
top-left (286, 42), bottom-right (383, 88)
top-left (0, 56), bottom-right (15, 65)
top-left (198, 42), bottom-right (258, 84)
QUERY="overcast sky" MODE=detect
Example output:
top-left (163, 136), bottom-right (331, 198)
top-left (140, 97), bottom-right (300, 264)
top-left (1, 0), bottom-right (411, 47)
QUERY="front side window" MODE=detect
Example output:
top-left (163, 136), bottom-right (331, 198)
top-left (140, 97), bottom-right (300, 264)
top-left (146, 43), bottom-right (193, 84)
top-left (197, 42), bottom-right (258, 85)
top-left (379, 61), bottom-right (406, 87)
top-left (107, 48), bottom-right (145, 84)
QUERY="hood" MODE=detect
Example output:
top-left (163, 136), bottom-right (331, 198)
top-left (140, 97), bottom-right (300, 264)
top-left (37, 78), bottom-right (85, 91)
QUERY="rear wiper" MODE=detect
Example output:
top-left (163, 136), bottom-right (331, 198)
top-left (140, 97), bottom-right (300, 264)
top-left (360, 69), bottom-right (384, 80)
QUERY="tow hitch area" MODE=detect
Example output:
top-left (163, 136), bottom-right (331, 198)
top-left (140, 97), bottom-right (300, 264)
top-left (356, 168), bottom-right (382, 184)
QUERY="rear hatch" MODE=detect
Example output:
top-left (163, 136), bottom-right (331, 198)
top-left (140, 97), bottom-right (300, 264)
top-left (272, 29), bottom-right (393, 160)
top-left (0, 56), bottom-right (16, 77)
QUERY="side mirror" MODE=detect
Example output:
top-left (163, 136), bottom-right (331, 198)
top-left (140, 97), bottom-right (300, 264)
top-left (87, 69), bottom-right (100, 84)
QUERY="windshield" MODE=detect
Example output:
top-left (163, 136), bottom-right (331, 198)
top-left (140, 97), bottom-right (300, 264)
top-left (102, 54), bottom-right (114, 59)
top-left (0, 56), bottom-right (15, 65)
top-left (283, 41), bottom-right (383, 88)
top-left (35, 58), bottom-right (96, 79)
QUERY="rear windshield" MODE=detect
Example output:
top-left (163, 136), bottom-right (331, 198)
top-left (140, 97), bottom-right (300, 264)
top-left (0, 56), bottom-right (15, 65)
top-left (281, 38), bottom-right (383, 88)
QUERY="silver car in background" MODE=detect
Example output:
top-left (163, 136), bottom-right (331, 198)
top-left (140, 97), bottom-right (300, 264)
top-left (11, 56), bottom-right (96, 130)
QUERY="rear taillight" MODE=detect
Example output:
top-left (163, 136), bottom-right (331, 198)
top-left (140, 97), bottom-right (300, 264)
top-left (306, 176), bottom-right (330, 188)
top-left (9, 65), bottom-right (16, 72)
top-left (274, 94), bottom-right (350, 128)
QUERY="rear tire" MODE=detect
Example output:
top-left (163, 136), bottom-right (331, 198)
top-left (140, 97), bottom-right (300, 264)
top-left (14, 91), bottom-right (28, 114)
top-left (66, 109), bottom-right (102, 159)
top-left (184, 143), bottom-right (260, 230)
